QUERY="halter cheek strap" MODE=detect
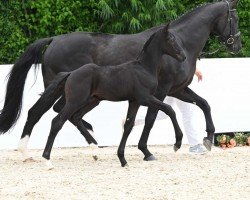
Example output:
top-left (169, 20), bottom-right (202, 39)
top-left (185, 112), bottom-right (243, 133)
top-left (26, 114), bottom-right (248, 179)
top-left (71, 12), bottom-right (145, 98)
top-left (223, 0), bottom-right (241, 45)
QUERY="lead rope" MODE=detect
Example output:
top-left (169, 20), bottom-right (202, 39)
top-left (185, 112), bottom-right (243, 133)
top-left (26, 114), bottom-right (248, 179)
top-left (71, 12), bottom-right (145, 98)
top-left (198, 41), bottom-right (226, 60)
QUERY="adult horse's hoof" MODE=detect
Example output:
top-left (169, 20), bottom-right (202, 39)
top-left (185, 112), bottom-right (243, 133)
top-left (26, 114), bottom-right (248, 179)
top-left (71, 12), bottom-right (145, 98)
top-left (23, 157), bottom-right (35, 163)
top-left (173, 145), bottom-right (180, 152)
top-left (143, 155), bottom-right (157, 161)
top-left (45, 159), bottom-right (54, 170)
top-left (203, 138), bottom-right (212, 151)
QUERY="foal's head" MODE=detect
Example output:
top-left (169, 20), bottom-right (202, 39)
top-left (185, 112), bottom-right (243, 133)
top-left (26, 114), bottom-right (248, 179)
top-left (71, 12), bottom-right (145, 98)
top-left (159, 24), bottom-right (186, 62)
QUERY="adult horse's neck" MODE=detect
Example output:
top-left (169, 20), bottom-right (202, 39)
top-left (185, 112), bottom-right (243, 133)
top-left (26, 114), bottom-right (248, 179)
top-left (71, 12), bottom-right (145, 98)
top-left (137, 32), bottom-right (164, 76)
top-left (171, 2), bottom-right (227, 58)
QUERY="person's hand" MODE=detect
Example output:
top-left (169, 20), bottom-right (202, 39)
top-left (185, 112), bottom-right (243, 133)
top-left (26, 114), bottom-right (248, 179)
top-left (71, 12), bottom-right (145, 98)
top-left (195, 68), bottom-right (203, 82)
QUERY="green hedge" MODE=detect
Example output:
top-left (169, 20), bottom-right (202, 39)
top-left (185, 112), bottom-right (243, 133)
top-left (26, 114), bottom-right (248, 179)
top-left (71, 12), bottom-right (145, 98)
top-left (0, 0), bottom-right (249, 64)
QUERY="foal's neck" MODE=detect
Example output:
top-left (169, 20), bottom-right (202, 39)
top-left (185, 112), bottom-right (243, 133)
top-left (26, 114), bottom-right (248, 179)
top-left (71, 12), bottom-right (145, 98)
top-left (139, 35), bottom-right (163, 76)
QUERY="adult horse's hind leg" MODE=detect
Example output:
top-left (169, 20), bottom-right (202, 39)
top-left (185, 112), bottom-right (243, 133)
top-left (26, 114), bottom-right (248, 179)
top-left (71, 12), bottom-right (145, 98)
top-left (117, 101), bottom-right (140, 167)
top-left (18, 93), bottom-right (61, 162)
top-left (172, 87), bottom-right (215, 151)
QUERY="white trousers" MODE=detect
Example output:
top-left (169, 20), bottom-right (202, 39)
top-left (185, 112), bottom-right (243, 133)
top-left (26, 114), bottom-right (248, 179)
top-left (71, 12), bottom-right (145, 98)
top-left (158, 96), bottom-right (202, 146)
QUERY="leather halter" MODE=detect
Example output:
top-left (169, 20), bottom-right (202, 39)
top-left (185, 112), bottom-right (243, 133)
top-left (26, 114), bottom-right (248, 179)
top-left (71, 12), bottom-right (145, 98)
top-left (199, 1), bottom-right (241, 58)
top-left (218, 0), bottom-right (241, 45)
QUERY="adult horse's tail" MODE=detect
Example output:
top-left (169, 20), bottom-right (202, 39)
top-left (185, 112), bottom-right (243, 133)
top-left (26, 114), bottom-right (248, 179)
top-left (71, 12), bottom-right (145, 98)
top-left (0, 38), bottom-right (53, 134)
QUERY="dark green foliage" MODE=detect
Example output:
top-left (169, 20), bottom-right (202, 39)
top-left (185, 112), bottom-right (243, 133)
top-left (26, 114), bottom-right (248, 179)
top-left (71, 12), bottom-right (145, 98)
top-left (0, 0), bottom-right (249, 64)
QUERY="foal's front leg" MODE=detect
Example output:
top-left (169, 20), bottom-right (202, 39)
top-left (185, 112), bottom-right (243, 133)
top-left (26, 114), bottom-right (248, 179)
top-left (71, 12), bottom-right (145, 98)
top-left (117, 101), bottom-right (140, 167)
top-left (138, 89), bottom-right (168, 161)
top-left (171, 87), bottom-right (215, 151)
top-left (140, 96), bottom-right (183, 152)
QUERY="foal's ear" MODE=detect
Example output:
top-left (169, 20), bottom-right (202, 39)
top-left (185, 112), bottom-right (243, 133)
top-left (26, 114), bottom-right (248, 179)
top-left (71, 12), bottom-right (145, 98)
top-left (230, 0), bottom-right (240, 8)
top-left (163, 24), bottom-right (170, 34)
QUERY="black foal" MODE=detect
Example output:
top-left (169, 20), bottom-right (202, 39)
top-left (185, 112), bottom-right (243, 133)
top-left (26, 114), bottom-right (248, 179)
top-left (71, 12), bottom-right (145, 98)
top-left (28, 24), bottom-right (186, 168)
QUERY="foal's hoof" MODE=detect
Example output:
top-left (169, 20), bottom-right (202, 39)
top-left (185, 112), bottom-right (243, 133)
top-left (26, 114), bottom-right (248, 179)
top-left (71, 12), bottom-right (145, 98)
top-left (23, 157), bottom-right (35, 163)
top-left (92, 155), bottom-right (98, 161)
top-left (121, 161), bottom-right (128, 167)
top-left (143, 155), bottom-right (157, 161)
top-left (123, 163), bottom-right (129, 168)
top-left (173, 145), bottom-right (180, 152)
top-left (203, 138), bottom-right (212, 151)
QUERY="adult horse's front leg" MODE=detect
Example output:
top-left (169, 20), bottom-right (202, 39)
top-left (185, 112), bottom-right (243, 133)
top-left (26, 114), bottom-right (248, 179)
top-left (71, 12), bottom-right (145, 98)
top-left (117, 101), bottom-right (140, 167)
top-left (172, 87), bottom-right (215, 151)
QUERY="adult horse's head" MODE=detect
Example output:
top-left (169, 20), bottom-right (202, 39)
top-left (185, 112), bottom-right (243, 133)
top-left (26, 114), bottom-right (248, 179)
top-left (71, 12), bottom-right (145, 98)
top-left (213, 0), bottom-right (242, 54)
top-left (161, 24), bottom-right (186, 62)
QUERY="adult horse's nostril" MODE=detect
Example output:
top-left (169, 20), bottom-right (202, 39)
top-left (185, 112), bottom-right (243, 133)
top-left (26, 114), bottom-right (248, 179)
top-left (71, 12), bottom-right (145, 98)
top-left (181, 56), bottom-right (186, 62)
top-left (176, 53), bottom-right (186, 62)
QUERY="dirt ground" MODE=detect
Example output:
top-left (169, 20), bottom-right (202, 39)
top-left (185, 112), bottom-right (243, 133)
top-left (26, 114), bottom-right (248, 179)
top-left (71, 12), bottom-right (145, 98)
top-left (0, 145), bottom-right (249, 200)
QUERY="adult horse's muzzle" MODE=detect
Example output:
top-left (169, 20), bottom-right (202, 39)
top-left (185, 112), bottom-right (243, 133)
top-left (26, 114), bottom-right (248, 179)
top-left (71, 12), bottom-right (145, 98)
top-left (226, 32), bottom-right (242, 55)
top-left (229, 42), bottom-right (242, 55)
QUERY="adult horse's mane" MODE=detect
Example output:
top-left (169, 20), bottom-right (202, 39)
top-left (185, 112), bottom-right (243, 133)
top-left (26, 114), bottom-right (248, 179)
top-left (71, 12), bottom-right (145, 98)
top-left (171, 3), bottom-right (214, 26)
top-left (137, 2), bottom-right (216, 60)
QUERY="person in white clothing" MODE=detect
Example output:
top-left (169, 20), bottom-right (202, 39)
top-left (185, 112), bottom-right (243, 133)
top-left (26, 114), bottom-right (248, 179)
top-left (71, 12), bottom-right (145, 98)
top-left (134, 67), bottom-right (207, 154)
top-left (158, 67), bottom-right (207, 154)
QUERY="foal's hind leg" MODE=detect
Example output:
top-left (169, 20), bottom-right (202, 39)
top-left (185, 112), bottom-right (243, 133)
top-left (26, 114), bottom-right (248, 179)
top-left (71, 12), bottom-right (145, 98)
top-left (42, 102), bottom-right (86, 169)
top-left (54, 96), bottom-right (100, 160)
top-left (53, 96), bottom-right (98, 144)
top-left (70, 98), bottom-right (101, 160)
top-left (117, 101), bottom-right (140, 167)
top-left (171, 87), bottom-right (215, 151)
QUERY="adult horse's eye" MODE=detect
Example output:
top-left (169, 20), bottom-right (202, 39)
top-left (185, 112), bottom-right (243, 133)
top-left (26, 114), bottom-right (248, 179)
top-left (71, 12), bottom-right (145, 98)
top-left (168, 35), bottom-right (175, 41)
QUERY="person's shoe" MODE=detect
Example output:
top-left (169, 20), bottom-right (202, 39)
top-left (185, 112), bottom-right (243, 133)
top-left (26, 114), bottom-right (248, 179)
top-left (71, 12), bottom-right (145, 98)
top-left (189, 144), bottom-right (207, 154)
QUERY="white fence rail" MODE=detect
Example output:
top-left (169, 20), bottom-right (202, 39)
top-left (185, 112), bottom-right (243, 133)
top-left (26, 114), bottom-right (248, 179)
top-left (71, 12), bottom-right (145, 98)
top-left (0, 58), bottom-right (250, 149)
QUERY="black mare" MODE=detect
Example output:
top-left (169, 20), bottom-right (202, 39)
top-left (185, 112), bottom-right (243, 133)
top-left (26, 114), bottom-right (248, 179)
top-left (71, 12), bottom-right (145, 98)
top-left (31, 25), bottom-right (186, 168)
top-left (0, 0), bottom-right (242, 161)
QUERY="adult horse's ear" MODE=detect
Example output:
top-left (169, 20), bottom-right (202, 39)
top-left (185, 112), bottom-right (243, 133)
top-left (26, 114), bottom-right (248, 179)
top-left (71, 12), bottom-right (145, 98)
top-left (230, 0), bottom-right (240, 8)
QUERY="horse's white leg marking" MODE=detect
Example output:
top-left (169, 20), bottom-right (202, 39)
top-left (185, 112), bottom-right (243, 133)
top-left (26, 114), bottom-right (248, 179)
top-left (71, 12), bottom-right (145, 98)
top-left (18, 135), bottom-right (34, 162)
top-left (88, 130), bottom-right (98, 161)
top-left (44, 158), bottom-right (54, 170)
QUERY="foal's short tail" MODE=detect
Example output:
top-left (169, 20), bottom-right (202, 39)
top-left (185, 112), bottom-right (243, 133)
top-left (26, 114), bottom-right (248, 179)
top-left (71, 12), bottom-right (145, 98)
top-left (30, 72), bottom-right (70, 122)
top-left (0, 38), bottom-right (53, 134)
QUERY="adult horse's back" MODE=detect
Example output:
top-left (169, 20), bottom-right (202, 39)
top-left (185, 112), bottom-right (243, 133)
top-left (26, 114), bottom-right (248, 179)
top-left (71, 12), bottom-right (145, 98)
top-left (0, 0), bottom-right (242, 160)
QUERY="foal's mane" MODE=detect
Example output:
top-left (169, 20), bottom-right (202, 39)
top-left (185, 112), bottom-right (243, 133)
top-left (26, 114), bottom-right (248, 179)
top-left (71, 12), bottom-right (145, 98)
top-left (136, 27), bottom-right (165, 60)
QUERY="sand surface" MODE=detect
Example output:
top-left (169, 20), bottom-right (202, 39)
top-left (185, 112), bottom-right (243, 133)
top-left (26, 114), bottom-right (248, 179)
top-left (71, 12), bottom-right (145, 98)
top-left (0, 145), bottom-right (249, 200)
